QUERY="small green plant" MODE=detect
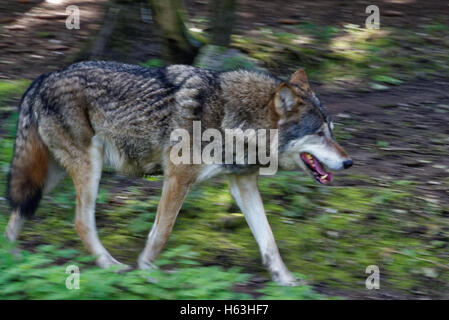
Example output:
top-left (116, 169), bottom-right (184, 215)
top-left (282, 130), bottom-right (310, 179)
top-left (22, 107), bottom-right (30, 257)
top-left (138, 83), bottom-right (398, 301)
top-left (372, 75), bottom-right (403, 85)
top-left (222, 56), bottom-right (257, 71)
top-left (258, 274), bottom-right (329, 300)
top-left (36, 32), bottom-right (54, 39)
top-left (140, 58), bottom-right (164, 68)
top-left (376, 140), bottom-right (390, 148)
top-left (0, 80), bottom-right (30, 106)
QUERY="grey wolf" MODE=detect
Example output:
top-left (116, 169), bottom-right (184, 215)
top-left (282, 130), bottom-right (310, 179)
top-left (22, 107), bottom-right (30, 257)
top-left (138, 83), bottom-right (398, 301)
top-left (4, 61), bottom-right (352, 286)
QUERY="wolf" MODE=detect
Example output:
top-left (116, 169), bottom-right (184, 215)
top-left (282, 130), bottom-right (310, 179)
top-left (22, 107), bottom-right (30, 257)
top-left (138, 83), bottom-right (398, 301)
top-left (4, 61), bottom-right (352, 286)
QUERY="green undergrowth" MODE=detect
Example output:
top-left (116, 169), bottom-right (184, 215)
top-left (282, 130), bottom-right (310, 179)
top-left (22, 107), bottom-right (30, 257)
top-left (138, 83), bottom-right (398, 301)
top-left (0, 80), bottom-right (30, 106)
top-left (2, 162), bottom-right (448, 298)
top-left (0, 238), bottom-right (252, 299)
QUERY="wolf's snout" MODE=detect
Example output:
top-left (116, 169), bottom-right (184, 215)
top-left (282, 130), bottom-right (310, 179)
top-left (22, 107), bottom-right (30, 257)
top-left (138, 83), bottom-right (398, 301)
top-left (343, 159), bottom-right (353, 169)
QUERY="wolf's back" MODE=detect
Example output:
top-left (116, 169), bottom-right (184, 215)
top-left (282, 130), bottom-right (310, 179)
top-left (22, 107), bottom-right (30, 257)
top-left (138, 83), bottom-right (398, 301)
top-left (7, 74), bottom-right (50, 218)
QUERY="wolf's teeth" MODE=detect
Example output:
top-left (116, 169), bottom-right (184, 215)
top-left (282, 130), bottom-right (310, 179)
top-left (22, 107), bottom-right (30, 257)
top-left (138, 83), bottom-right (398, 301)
top-left (321, 174), bottom-right (328, 179)
top-left (307, 154), bottom-right (313, 159)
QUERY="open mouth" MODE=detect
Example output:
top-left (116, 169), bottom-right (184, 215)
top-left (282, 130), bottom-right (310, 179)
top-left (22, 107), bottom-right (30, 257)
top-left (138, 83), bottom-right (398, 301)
top-left (300, 152), bottom-right (333, 185)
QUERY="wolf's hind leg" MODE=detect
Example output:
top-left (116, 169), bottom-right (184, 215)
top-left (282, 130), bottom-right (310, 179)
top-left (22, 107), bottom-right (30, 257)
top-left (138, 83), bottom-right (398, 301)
top-left (138, 165), bottom-right (193, 270)
top-left (42, 156), bottom-right (66, 195)
top-left (69, 136), bottom-right (126, 269)
top-left (5, 210), bottom-right (24, 242)
top-left (229, 174), bottom-right (298, 286)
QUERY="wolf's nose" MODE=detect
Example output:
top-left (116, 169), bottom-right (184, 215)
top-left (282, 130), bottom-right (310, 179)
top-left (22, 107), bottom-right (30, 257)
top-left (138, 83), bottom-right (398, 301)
top-left (343, 159), bottom-right (353, 169)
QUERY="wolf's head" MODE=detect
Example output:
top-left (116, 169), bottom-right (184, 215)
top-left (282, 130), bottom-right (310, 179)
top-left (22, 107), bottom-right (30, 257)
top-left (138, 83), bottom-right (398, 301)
top-left (274, 69), bottom-right (352, 184)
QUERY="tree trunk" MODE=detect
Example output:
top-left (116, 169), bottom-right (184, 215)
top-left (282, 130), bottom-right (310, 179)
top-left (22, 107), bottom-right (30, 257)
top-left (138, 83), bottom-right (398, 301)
top-left (149, 0), bottom-right (199, 64)
top-left (211, 0), bottom-right (236, 47)
top-left (89, 7), bottom-right (121, 60)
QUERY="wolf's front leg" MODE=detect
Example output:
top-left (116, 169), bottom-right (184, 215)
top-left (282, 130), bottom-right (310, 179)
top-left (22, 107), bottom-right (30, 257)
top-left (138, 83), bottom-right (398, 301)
top-left (138, 166), bottom-right (193, 270)
top-left (70, 136), bottom-right (128, 270)
top-left (229, 174), bottom-right (299, 286)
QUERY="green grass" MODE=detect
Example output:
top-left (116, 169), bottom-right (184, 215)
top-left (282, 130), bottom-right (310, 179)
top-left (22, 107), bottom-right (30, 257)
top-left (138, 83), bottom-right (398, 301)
top-left (35, 31), bottom-right (54, 39)
top-left (140, 58), bottom-right (164, 68)
top-left (0, 80), bottom-right (30, 106)
top-left (0, 239), bottom-right (253, 299)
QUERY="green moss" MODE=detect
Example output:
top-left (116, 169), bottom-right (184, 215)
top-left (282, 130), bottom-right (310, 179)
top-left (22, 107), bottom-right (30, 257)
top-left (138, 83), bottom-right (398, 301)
top-left (35, 32), bottom-right (54, 39)
top-left (221, 56), bottom-right (257, 71)
top-left (140, 58), bottom-right (164, 68)
top-left (0, 80), bottom-right (30, 106)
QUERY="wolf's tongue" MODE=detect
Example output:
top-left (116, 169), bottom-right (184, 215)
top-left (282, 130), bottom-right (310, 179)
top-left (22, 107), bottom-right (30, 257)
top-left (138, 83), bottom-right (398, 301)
top-left (310, 155), bottom-right (333, 182)
top-left (300, 153), bottom-right (333, 183)
top-left (312, 156), bottom-right (327, 176)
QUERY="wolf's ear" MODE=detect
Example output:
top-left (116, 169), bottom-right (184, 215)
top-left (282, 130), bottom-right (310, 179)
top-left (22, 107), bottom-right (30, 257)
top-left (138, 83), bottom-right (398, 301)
top-left (290, 69), bottom-right (311, 91)
top-left (274, 83), bottom-right (300, 116)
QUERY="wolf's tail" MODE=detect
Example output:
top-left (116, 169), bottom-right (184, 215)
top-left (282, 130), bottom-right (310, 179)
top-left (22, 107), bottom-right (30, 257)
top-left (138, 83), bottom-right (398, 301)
top-left (7, 75), bottom-right (50, 218)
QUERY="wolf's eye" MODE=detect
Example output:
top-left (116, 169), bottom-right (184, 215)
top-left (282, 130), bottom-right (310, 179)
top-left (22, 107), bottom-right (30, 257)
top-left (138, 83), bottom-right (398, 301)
top-left (317, 131), bottom-right (324, 137)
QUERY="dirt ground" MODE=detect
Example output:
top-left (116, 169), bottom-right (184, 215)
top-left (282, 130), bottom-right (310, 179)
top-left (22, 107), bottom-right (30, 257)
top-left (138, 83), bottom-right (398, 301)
top-left (318, 78), bottom-right (449, 205)
top-left (0, 0), bottom-right (109, 79)
top-left (1, 0), bottom-right (449, 300)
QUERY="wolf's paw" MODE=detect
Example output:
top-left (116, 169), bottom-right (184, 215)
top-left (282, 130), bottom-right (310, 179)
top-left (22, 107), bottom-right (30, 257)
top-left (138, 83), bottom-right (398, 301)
top-left (9, 247), bottom-right (23, 258)
top-left (137, 255), bottom-right (160, 283)
top-left (137, 256), bottom-right (159, 271)
top-left (273, 272), bottom-right (304, 287)
top-left (97, 254), bottom-right (131, 273)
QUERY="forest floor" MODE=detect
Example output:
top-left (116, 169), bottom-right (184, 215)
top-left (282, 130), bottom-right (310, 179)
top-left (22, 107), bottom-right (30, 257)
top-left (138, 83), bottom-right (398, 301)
top-left (1, 0), bottom-right (449, 299)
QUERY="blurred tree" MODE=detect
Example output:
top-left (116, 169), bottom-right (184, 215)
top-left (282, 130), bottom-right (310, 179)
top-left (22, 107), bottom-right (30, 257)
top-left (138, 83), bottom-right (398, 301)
top-left (149, 0), bottom-right (200, 64)
top-left (210, 0), bottom-right (236, 47)
top-left (90, 7), bottom-right (121, 60)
